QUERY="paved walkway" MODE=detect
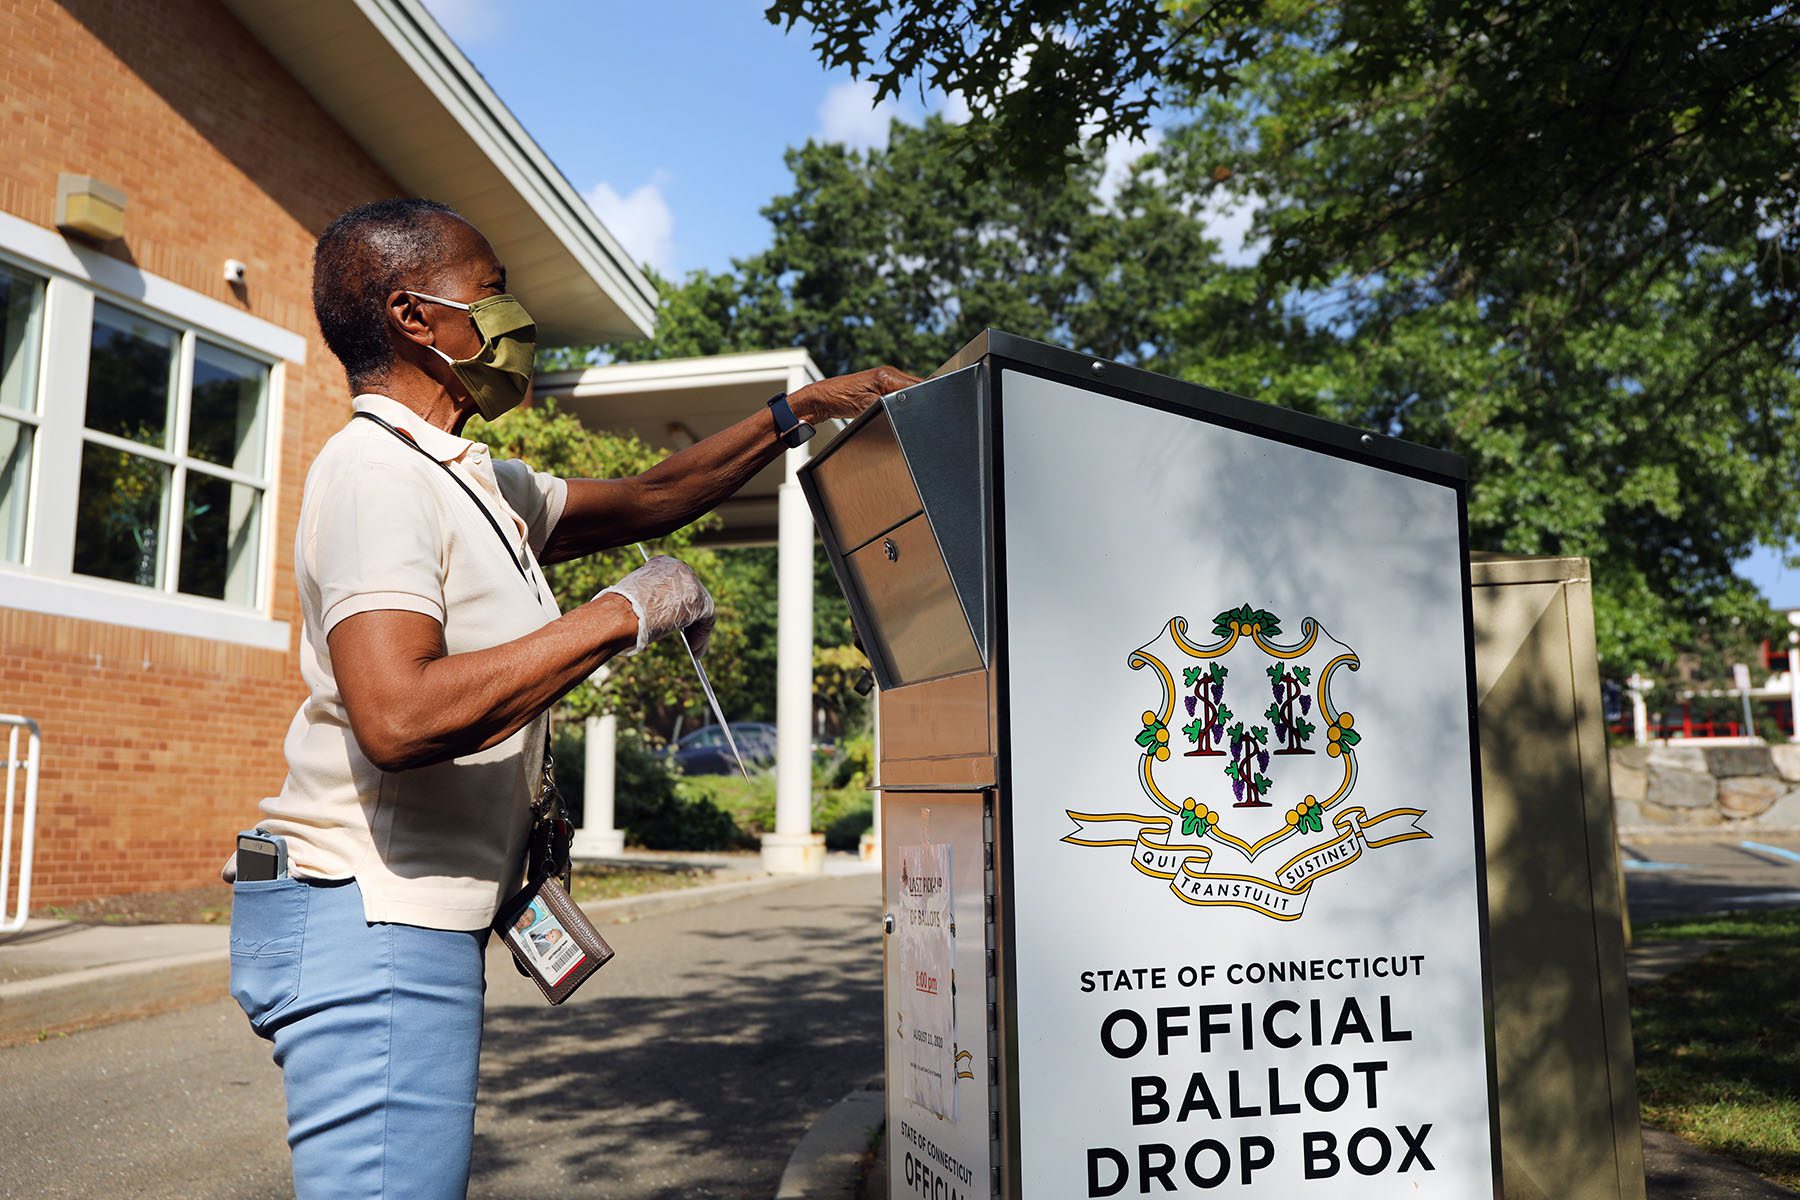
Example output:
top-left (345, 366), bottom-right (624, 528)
top-left (0, 870), bottom-right (883, 1199)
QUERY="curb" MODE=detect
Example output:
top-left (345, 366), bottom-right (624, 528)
top-left (580, 872), bottom-right (810, 925)
top-left (0, 871), bottom-right (816, 1049)
top-left (1619, 827), bottom-right (1800, 842)
top-left (0, 949), bottom-right (228, 1048)
top-left (776, 1077), bottom-right (885, 1199)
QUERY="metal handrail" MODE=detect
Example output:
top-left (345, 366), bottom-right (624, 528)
top-left (0, 714), bottom-right (42, 933)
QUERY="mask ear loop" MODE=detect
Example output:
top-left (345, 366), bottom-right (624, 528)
top-left (403, 289), bottom-right (472, 311)
top-left (404, 291), bottom-right (479, 372)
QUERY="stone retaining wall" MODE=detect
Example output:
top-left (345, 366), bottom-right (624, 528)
top-left (1611, 743), bottom-right (1800, 831)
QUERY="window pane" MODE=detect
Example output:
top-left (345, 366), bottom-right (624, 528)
top-left (73, 442), bottom-right (169, 587)
top-left (189, 342), bottom-right (268, 474)
top-left (179, 471), bottom-right (261, 606)
top-left (0, 417), bottom-right (31, 562)
top-left (0, 263), bottom-right (45, 414)
top-left (85, 302), bottom-right (176, 448)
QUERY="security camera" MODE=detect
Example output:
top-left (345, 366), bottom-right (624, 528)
top-left (224, 259), bottom-right (247, 285)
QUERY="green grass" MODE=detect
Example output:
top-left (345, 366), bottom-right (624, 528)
top-left (1634, 905), bottom-right (1800, 943)
top-left (567, 865), bottom-right (712, 905)
top-left (1629, 906), bottom-right (1800, 1189)
top-left (676, 773), bottom-right (874, 850)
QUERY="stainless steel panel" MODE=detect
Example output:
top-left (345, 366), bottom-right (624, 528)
top-left (880, 670), bottom-right (991, 762)
top-left (886, 365), bottom-right (990, 658)
top-left (847, 513), bottom-right (983, 685)
top-left (880, 756), bottom-right (999, 791)
top-left (809, 408), bottom-right (922, 552)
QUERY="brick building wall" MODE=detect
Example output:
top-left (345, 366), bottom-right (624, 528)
top-left (1, 0), bottom-right (404, 903)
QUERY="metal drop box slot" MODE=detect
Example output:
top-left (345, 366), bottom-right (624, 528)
top-left (802, 331), bottom-right (1639, 1200)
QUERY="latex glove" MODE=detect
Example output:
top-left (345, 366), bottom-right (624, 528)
top-left (597, 555), bottom-right (715, 658)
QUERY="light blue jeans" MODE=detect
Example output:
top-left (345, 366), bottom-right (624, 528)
top-left (230, 877), bottom-right (487, 1199)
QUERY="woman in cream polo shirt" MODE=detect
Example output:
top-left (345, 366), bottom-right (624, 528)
top-left (229, 198), bottom-right (916, 1199)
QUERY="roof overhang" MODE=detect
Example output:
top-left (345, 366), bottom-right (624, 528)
top-left (537, 350), bottom-right (829, 544)
top-left (219, 0), bottom-right (657, 343)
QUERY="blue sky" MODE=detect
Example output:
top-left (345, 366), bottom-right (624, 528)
top-left (420, 0), bottom-right (952, 277)
top-left (419, 0), bottom-right (1799, 608)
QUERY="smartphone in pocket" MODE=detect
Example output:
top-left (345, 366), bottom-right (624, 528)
top-left (236, 830), bottom-right (288, 882)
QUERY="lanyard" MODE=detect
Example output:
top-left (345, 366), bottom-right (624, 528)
top-left (351, 410), bottom-right (543, 603)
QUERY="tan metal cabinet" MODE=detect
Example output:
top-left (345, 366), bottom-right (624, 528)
top-left (1471, 553), bottom-right (1645, 1200)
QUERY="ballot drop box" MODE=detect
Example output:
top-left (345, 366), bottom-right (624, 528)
top-left (801, 332), bottom-right (1505, 1199)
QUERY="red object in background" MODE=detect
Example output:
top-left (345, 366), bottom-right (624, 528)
top-left (1606, 694), bottom-right (1796, 740)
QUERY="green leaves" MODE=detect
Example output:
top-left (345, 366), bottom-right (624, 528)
top-left (612, 0), bottom-right (1800, 680)
top-left (1294, 797), bottom-right (1325, 834)
top-left (761, 1), bottom-right (1264, 182)
top-left (1183, 665), bottom-right (1203, 687)
top-left (596, 117), bottom-right (1237, 384)
top-left (1212, 605), bottom-right (1283, 638)
top-left (1180, 805), bottom-right (1219, 837)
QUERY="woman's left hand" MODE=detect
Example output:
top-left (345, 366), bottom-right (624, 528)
top-left (791, 366), bottom-right (924, 423)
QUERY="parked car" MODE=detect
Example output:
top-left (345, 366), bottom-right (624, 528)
top-left (671, 723), bottom-right (779, 775)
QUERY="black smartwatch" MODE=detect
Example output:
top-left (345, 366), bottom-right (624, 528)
top-left (767, 391), bottom-right (815, 447)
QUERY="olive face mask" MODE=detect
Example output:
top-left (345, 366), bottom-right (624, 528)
top-left (406, 290), bottom-right (537, 421)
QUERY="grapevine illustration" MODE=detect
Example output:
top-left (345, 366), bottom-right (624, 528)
top-left (1181, 662), bottom-right (1229, 756)
top-left (1265, 664), bottom-right (1317, 755)
top-left (1065, 605), bottom-right (1422, 923)
top-left (1224, 720), bottom-right (1273, 807)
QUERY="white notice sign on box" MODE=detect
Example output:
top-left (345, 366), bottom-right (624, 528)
top-left (899, 841), bottom-right (956, 1119)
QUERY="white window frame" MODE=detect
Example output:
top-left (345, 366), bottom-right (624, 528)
top-left (0, 210), bottom-right (303, 652)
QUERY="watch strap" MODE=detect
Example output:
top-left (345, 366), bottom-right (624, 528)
top-left (767, 392), bottom-right (815, 447)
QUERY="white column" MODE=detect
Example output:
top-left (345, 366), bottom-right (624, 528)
top-left (762, 443), bottom-right (825, 874)
top-left (571, 712), bottom-right (624, 858)
top-left (860, 686), bottom-right (883, 862)
top-left (1626, 673), bottom-right (1650, 747)
top-left (1788, 639), bottom-right (1799, 744)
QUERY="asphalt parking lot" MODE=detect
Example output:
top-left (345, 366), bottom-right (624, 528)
top-left (1619, 834), bottom-right (1800, 923)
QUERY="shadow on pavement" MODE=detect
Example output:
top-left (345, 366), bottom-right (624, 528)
top-left (470, 886), bottom-right (884, 1198)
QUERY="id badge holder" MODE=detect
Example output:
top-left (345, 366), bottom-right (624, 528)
top-left (493, 877), bottom-right (615, 1005)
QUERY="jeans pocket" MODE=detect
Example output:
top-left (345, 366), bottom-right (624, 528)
top-left (229, 877), bottom-right (306, 1035)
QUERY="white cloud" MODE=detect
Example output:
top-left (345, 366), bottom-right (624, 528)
top-left (816, 80), bottom-right (900, 151)
top-left (585, 173), bottom-right (676, 274)
top-left (1097, 127), bottom-right (1165, 206)
top-left (419, 0), bottom-right (503, 46)
top-left (1197, 191), bottom-right (1269, 268)
top-left (1092, 125), bottom-right (1268, 267)
top-left (938, 90), bottom-right (972, 126)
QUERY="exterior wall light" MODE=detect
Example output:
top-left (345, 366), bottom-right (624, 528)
top-left (55, 173), bottom-right (127, 241)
